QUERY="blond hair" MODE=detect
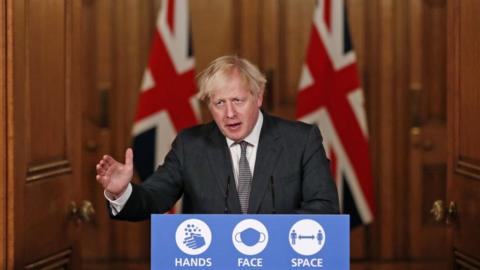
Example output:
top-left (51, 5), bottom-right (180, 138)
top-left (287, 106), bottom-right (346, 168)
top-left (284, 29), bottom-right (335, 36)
top-left (196, 55), bottom-right (266, 101)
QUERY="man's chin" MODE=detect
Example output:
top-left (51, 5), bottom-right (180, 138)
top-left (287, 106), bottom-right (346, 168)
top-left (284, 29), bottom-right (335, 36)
top-left (224, 132), bottom-right (244, 142)
top-left (220, 128), bottom-right (244, 141)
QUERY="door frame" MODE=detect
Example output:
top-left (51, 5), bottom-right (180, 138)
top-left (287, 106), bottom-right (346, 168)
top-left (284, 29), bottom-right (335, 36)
top-left (1, 0), bottom-right (8, 266)
top-left (0, 1), bottom-right (11, 269)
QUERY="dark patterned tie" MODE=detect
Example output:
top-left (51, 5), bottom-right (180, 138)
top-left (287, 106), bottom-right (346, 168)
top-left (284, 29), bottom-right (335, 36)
top-left (237, 141), bottom-right (252, 214)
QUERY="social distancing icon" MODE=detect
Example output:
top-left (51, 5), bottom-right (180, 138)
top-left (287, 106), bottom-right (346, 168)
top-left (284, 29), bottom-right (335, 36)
top-left (289, 219), bottom-right (326, 256)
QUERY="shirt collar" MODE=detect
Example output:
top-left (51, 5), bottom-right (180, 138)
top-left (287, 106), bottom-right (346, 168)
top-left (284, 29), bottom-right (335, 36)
top-left (226, 111), bottom-right (263, 147)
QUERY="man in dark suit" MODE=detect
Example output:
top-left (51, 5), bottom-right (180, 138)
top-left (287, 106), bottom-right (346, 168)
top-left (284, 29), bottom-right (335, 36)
top-left (96, 55), bottom-right (339, 220)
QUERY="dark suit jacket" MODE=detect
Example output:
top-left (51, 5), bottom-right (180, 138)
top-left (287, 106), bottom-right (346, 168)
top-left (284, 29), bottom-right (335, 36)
top-left (113, 113), bottom-right (339, 221)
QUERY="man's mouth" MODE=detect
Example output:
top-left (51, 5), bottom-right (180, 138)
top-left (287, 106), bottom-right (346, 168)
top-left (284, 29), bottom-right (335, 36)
top-left (225, 122), bottom-right (241, 131)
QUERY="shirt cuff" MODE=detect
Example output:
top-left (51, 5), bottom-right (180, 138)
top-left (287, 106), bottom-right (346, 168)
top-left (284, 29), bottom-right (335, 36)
top-left (104, 183), bottom-right (132, 216)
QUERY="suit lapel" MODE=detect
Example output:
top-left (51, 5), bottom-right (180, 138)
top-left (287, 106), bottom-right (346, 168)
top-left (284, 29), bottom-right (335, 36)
top-left (207, 124), bottom-right (242, 213)
top-left (248, 114), bottom-right (282, 213)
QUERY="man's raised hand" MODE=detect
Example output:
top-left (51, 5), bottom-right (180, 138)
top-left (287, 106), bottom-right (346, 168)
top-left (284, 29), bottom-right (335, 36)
top-left (96, 148), bottom-right (134, 199)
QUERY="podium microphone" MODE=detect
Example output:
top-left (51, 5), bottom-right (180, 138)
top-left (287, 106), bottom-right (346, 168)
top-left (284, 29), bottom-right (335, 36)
top-left (271, 176), bottom-right (276, 214)
top-left (224, 175), bottom-right (231, 214)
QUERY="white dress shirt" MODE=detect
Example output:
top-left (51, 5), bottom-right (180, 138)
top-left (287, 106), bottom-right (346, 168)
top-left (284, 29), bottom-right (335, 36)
top-left (106, 111), bottom-right (264, 215)
top-left (226, 112), bottom-right (263, 188)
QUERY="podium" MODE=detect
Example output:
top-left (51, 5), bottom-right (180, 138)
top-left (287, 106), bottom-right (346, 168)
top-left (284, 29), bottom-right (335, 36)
top-left (152, 214), bottom-right (349, 270)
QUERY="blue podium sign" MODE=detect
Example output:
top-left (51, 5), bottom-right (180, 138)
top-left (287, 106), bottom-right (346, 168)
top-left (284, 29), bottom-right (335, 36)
top-left (152, 214), bottom-right (349, 270)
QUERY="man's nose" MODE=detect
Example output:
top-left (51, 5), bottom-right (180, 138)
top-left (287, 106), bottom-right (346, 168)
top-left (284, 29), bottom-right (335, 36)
top-left (226, 102), bottom-right (236, 118)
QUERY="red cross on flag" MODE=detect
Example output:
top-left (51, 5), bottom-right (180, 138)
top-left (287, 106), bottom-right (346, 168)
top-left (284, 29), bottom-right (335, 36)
top-left (132, 0), bottom-right (200, 196)
top-left (296, 0), bottom-right (375, 227)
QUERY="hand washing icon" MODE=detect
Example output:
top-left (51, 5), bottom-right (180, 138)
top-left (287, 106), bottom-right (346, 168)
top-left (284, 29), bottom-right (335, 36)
top-left (232, 219), bottom-right (269, 255)
top-left (175, 219), bottom-right (212, 255)
top-left (234, 228), bottom-right (266, 246)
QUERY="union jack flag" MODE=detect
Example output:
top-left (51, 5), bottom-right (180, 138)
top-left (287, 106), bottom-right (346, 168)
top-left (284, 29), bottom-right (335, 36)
top-left (297, 0), bottom-right (375, 227)
top-left (132, 0), bottom-right (200, 201)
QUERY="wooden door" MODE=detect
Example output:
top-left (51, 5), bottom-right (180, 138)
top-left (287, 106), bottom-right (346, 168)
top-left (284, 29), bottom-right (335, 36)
top-left (447, 0), bottom-right (480, 268)
top-left (6, 0), bottom-right (84, 268)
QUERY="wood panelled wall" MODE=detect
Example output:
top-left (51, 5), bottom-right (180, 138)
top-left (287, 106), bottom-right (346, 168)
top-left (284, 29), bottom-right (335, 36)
top-left (81, 0), bottom-right (152, 263)
top-left (367, 0), bottom-right (410, 258)
top-left (409, 0), bottom-right (448, 259)
top-left (79, 0), bottom-right (447, 267)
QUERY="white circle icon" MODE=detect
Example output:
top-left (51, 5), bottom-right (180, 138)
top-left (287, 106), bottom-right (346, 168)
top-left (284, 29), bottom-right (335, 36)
top-left (289, 219), bottom-right (326, 256)
top-left (232, 219), bottom-right (269, 256)
top-left (175, 219), bottom-right (212, 255)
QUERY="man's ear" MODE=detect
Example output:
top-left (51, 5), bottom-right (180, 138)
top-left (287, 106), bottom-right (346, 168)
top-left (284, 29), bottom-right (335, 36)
top-left (256, 92), bottom-right (264, 107)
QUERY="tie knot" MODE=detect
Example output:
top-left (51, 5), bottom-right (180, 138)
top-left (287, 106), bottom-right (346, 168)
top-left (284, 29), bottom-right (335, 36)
top-left (239, 141), bottom-right (249, 152)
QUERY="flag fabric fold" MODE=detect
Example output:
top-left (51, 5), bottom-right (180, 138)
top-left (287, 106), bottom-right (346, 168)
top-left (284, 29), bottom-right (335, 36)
top-left (296, 0), bottom-right (375, 227)
top-left (132, 0), bottom-right (199, 212)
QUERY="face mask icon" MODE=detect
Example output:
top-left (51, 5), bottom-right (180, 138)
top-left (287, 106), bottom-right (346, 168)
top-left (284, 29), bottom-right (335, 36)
top-left (234, 227), bottom-right (266, 246)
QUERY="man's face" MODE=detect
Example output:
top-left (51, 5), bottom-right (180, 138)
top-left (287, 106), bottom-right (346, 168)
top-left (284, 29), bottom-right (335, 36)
top-left (208, 72), bottom-right (263, 142)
